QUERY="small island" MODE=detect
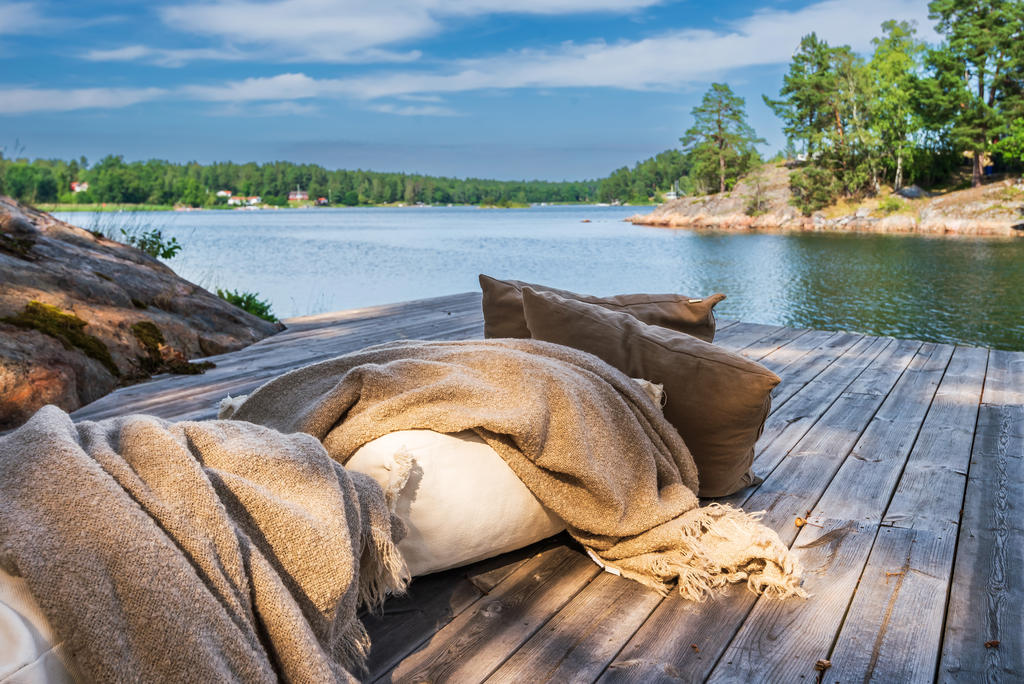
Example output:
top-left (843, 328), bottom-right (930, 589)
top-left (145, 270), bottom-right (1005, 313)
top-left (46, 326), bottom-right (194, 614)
top-left (630, 164), bottom-right (1024, 238)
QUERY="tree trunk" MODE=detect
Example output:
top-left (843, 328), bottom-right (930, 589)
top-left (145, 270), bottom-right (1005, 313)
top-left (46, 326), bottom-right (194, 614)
top-left (719, 151), bottom-right (726, 194)
top-left (895, 153), bottom-right (903, 191)
top-left (972, 151), bottom-right (982, 187)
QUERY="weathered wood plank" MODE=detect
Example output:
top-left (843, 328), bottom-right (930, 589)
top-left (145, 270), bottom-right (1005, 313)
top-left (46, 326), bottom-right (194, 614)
top-left (485, 572), bottom-right (662, 684)
top-left (980, 348), bottom-right (1024, 406)
top-left (733, 326), bottom-right (812, 363)
top-left (939, 403), bottom-right (1024, 682)
top-left (744, 334), bottom-right (894, 481)
top-left (794, 345), bottom-right (985, 683)
top-left (762, 331), bottom-right (864, 411)
top-left (709, 518), bottom-right (877, 684)
top-left (711, 321), bottom-right (788, 351)
top-left (709, 345), bottom-right (986, 684)
top-left (383, 545), bottom-right (599, 683)
top-left (365, 535), bottom-right (568, 680)
top-left (714, 318), bottom-right (740, 334)
top-left (829, 524), bottom-right (956, 683)
top-left (883, 346), bottom-right (990, 530)
top-left (820, 342), bottom-right (956, 524)
top-left (601, 337), bottom-right (920, 684)
top-left (704, 339), bottom-right (923, 684)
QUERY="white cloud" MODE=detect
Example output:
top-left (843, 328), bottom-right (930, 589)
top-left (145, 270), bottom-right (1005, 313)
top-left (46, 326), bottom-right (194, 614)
top-left (420, 0), bottom-right (663, 16)
top-left (0, 1), bottom-right (49, 34)
top-left (180, 73), bottom-right (325, 102)
top-left (159, 0), bottom-right (438, 63)
top-left (368, 102), bottom-right (460, 117)
top-left (83, 44), bottom-right (246, 68)
top-left (208, 100), bottom-right (322, 116)
top-left (302, 0), bottom-right (937, 99)
top-left (152, 0), bottom-right (662, 64)
top-left (0, 87), bottom-right (166, 114)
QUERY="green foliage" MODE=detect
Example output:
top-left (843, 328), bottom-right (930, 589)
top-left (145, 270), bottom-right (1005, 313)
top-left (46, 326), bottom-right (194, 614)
top-left (597, 149), bottom-right (690, 203)
top-left (216, 288), bottom-right (278, 322)
top-left (2, 301), bottom-right (119, 376)
top-left (878, 196), bottom-right (904, 214)
top-left (766, 33), bottom-right (881, 198)
top-left (994, 118), bottom-right (1024, 165)
top-left (342, 190), bottom-right (359, 206)
top-left (0, 154), bottom-right (599, 207)
top-left (121, 228), bottom-right (182, 259)
top-left (790, 166), bottom-right (841, 215)
top-left (920, 0), bottom-right (1024, 184)
top-left (763, 1), bottom-right (1024, 203)
top-left (764, 33), bottom-right (839, 159)
top-left (479, 198), bottom-right (530, 208)
top-left (868, 20), bottom-right (926, 190)
top-left (681, 83), bottom-right (765, 194)
top-left (1, 163), bottom-right (58, 204)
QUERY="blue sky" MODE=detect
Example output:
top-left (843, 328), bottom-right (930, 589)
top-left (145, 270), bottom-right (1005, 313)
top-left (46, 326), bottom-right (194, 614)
top-left (0, 0), bottom-right (937, 181)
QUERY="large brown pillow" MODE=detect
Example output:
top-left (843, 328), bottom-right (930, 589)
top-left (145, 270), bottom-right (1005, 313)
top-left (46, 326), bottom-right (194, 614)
top-left (479, 274), bottom-right (724, 342)
top-left (521, 287), bottom-right (778, 498)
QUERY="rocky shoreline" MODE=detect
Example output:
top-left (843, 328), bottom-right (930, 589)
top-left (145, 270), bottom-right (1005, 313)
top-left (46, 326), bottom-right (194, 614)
top-left (0, 197), bottom-right (283, 430)
top-left (630, 165), bottom-right (1024, 238)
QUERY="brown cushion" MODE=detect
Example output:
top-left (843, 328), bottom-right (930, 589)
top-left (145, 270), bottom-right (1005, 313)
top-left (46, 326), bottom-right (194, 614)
top-left (521, 287), bottom-right (778, 498)
top-left (479, 274), bottom-right (724, 342)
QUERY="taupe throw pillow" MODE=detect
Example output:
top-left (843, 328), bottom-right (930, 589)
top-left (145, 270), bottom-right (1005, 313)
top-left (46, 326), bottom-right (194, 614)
top-left (521, 287), bottom-right (778, 498)
top-left (479, 274), bottom-right (724, 342)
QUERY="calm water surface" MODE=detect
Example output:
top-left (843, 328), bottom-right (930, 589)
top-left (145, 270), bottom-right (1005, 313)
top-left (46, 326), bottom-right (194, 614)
top-left (57, 205), bottom-right (1024, 351)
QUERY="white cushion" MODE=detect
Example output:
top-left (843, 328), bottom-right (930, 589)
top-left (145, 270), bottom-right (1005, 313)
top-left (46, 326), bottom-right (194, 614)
top-left (346, 430), bottom-right (565, 576)
top-left (0, 567), bottom-right (74, 684)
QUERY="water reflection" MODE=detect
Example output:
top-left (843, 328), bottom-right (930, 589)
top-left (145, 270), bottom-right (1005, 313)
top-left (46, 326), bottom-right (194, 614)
top-left (56, 207), bottom-right (1024, 351)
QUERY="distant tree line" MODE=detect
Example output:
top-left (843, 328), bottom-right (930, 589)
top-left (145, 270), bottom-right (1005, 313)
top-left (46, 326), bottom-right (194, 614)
top-left (0, 155), bottom-right (600, 207)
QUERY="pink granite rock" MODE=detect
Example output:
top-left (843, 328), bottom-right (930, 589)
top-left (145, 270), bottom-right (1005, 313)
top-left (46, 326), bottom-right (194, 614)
top-left (0, 196), bottom-right (282, 429)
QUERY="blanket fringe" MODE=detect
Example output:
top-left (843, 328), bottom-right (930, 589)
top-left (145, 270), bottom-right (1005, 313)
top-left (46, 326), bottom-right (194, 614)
top-left (334, 619), bottom-right (373, 675)
top-left (593, 503), bottom-right (806, 601)
top-left (358, 514), bottom-right (410, 611)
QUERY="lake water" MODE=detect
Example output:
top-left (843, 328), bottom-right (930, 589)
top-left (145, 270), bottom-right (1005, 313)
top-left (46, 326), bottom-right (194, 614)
top-left (56, 205), bottom-right (1024, 351)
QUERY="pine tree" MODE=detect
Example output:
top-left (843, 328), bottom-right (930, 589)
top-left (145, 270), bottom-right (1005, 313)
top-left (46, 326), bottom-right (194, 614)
top-left (681, 83), bottom-right (764, 194)
top-left (921, 0), bottom-right (1024, 185)
top-left (763, 34), bottom-right (837, 158)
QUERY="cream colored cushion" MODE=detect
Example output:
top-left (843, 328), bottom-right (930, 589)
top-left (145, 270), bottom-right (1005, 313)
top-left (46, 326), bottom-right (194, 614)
top-left (0, 567), bottom-right (74, 684)
top-left (346, 429), bottom-right (565, 576)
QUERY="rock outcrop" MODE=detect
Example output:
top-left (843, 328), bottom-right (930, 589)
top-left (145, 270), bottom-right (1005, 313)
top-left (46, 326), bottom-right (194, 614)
top-left (0, 197), bottom-right (283, 430)
top-left (631, 166), bottom-right (1024, 238)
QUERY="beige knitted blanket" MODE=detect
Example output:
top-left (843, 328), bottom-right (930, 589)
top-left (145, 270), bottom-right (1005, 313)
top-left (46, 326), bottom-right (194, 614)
top-left (233, 339), bottom-right (805, 600)
top-left (0, 405), bottom-right (407, 683)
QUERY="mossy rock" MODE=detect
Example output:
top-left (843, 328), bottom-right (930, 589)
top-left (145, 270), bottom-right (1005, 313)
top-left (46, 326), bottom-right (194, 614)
top-left (3, 301), bottom-right (120, 376)
top-left (131, 320), bottom-right (165, 373)
top-left (167, 360), bottom-right (216, 375)
top-left (0, 232), bottom-right (36, 260)
top-left (130, 320), bottom-right (215, 376)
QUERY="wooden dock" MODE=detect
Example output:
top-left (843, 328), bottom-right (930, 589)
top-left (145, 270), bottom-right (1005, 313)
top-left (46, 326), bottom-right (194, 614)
top-left (72, 292), bottom-right (1023, 683)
